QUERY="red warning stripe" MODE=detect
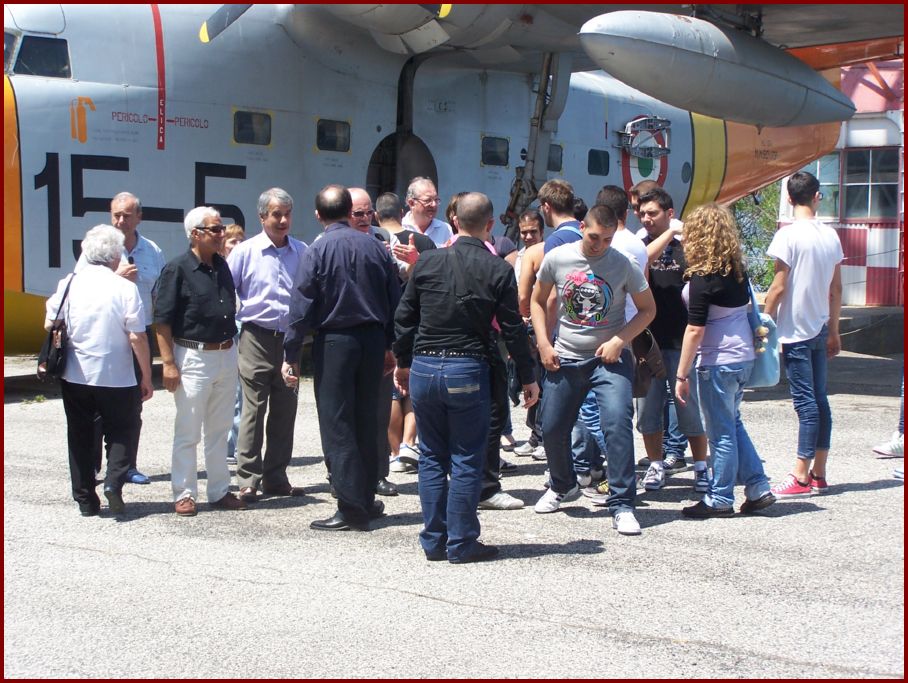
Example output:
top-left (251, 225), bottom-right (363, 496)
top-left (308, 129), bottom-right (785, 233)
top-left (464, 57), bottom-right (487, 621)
top-left (151, 4), bottom-right (166, 150)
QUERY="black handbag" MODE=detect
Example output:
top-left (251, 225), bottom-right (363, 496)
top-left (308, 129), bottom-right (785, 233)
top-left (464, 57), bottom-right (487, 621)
top-left (37, 274), bottom-right (74, 381)
top-left (630, 328), bottom-right (667, 398)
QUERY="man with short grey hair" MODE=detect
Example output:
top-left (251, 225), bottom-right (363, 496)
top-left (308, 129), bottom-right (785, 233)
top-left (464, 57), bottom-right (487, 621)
top-left (155, 207), bottom-right (246, 516)
top-left (403, 177), bottom-right (452, 247)
top-left (227, 188), bottom-right (308, 503)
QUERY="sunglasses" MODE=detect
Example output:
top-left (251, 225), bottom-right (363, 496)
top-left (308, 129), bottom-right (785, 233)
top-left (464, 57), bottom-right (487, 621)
top-left (195, 224), bottom-right (225, 234)
top-left (352, 209), bottom-right (375, 218)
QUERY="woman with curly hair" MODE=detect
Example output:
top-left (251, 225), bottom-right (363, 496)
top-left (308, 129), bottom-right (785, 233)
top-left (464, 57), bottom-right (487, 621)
top-left (674, 203), bottom-right (775, 518)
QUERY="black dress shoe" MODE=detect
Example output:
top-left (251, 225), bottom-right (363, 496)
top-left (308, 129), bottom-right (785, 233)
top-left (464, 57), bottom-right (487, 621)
top-left (310, 512), bottom-right (369, 531)
top-left (368, 500), bottom-right (385, 519)
top-left (681, 500), bottom-right (734, 519)
top-left (103, 487), bottom-right (125, 515)
top-left (376, 478), bottom-right (398, 497)
top-left (78, 502), bottom-right (100, 517)
top-left (425, 549), bottom-right (447, 561)
top-left (448, 542), bottom-right (499, 564)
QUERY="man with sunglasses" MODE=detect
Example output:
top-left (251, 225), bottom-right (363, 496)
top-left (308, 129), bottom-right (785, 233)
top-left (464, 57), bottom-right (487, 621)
top-left (155, 207), bottom-right (247, 516)
top-left (402, 177), bottom-right (453, 247)
top-left (228, 188), bottom-right (308, 503)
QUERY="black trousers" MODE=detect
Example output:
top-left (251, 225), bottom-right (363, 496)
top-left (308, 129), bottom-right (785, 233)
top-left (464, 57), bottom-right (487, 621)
top-left (62, 380), bottom-right (141, 506)
top-left (480, 355), bottom-right (509, 501)
top-left (313, 325), bottom-right (386, 523)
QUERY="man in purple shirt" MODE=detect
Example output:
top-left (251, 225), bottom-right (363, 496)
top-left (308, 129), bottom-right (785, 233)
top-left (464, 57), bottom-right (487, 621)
top-left (227, 188), bottom-right (308, 503)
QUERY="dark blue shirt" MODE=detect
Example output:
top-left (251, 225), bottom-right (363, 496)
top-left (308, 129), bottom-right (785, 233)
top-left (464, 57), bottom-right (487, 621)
top-left (543, 220), bottom-right (582, 254)
top-left (284, 222), bottom-right (401, 360)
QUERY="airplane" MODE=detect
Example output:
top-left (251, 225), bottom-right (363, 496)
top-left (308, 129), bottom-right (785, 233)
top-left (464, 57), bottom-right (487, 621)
top-left (4, 4), bottom-right (904, 353)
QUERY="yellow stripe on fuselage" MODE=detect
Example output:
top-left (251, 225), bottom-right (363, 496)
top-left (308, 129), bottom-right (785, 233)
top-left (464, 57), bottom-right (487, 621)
top-left (4, 75), bottom-right (23, 293)
top-left (685, 113), bottom-right (727, 217)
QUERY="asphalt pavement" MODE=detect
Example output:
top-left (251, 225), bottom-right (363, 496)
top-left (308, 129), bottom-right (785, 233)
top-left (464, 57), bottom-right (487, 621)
top-left (3, 351), bottom-right (904, 678)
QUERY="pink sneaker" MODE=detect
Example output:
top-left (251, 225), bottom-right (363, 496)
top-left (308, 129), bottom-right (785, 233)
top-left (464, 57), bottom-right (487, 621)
top-left (808, 470), bottom-right (828, 495)
top-left (770, 473), bottom-right (813, 498)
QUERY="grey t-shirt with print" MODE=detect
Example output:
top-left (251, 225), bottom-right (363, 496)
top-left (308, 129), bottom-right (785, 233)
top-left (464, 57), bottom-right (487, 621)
top-left (537, 242), bottom-right (649, 360)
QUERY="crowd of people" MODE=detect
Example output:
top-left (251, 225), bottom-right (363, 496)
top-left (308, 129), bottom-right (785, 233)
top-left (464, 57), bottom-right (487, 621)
top-left (46, 172), bottom-right (902, 562)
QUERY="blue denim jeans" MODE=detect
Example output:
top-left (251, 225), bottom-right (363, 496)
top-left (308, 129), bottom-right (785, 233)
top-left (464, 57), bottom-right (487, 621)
top-left (540, 350), bottom-right (635, 513)
top-left (664, 397), bottom-right (689, 457)
top-left (696, 362), bottom-right (771, 508)
top-left (409, 355), bottom-right (491, 562)
top-left (636, 348), bottom-right (705, 437)
top-left (782, 325), bottom-right (831, 459)
top-left (571, 391), bottom-right (607, 474)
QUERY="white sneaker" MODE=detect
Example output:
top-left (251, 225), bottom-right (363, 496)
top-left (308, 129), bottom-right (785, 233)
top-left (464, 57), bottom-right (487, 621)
top-left (530, 446), bottom-right (548, 461)
top-left (612, 510), bottom-right (642, 535)
top-left (398, 443), bottom-right (421, 466)
top-left (513, 442), bottom-right (539, 457)
top-left (873, 431), bottom-right (904, 458)
top-left (693, 468), bottom-right (709, 493)
top-left (642, 463), bottom-right (665, 490)
top-left (534, 484), bottom-right (581, 513)
top-left (389, 456), bottom-right (416, 473)
top-left (478, 491), bottom-right (524, 510)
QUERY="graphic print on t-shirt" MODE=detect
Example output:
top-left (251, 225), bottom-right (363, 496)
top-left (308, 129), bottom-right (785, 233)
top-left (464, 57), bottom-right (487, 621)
top-left (562, 271), bottom-right (613, 327)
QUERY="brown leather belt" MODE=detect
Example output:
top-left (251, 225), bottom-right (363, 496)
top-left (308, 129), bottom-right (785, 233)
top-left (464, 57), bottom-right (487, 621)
top-left (174, 338), bottom-right (234, 351)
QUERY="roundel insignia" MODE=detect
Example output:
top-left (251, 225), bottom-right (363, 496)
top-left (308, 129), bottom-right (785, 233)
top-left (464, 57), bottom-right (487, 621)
top-left (621, 116), bottom-right (669, 191)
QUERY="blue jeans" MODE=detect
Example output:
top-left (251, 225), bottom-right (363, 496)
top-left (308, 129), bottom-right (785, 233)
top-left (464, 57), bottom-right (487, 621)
top-left (696, 362), bottom-right (771, 508)
top-left (572, 392), bottom-right (606, 474)
top-left (664, 398), bottom-right (688, 457)
top-left (782, 326), bottom-right (831, 459)
top-left (636, 349), bottom-right (705, 437)
top-left (409, 355), bottom-right (491, 562)
top-left (540, 350), bottom-right (635, 513)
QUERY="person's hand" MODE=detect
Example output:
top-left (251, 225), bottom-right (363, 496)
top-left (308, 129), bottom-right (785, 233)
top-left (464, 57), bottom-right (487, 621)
top-left (539, 344), bottom-right (560, 372)
top-left (139, 377), bottom-right (154, 401)
top-left (826, 331), bottom-right (841, 359)
top-left (394, 366), bottom-right (410, 395)
top-left (595, 337), bottom-right (624, 364)
top-left (281, 361), bottom-right (300, 389)
top-left (522, 381), bottom-right (540, 408)
top-left (162, 361), bottom-right (180, 393)
top-left (116, 261), bottom-right (138, 282)
top-left (383, 350), bottom-right (396, 376)
top-left (392, 234), bottom-right (419, 265)
top-left (675, 377), bottom-right (690, 406)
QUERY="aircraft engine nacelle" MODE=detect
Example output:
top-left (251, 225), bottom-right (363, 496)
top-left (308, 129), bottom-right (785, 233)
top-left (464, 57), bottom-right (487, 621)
top-left (579, 11), bottom-right (857, 128)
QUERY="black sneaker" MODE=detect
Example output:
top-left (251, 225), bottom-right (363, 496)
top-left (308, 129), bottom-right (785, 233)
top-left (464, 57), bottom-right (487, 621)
top-left (681, 500), bottom-right (734, 519)
top-left (740, 492), bottom-right (776, 515)
top-left (448, 542), bottom-right (499, 564)
top-left (663, 453), bottom-right (688, 471)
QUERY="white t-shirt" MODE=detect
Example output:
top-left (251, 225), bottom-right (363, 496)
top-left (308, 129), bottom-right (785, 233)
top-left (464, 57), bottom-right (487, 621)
top-left (611, 228), bottom-right (648, 320)
top-left (46, 264), bottom-right (146, 387)
top-left (401, 213), bottom-right (453, 247)
top-left (766, 218), bottom-right (843, 344)
top-left (537, 242), bottom-right (648, 360)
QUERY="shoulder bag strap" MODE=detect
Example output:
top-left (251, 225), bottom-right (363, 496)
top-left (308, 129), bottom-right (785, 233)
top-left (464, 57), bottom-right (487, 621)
top-left (52, 273), bottom-right (76, 325)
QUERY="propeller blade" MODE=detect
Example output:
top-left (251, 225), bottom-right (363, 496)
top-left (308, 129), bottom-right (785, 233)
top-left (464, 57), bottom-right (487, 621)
top-left (199, 4), bottom-right (251, 44)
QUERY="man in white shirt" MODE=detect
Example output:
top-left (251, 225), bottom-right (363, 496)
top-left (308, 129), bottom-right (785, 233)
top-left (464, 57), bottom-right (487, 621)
top-left (401, 177), bottom-right (453, 247)
top-left (764, 171), bottom-right (843, 498)
top-left (75, 192), bottom-right (164, 486)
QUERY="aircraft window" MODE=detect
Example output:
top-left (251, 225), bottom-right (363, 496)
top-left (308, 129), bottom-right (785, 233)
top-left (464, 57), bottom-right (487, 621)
top-left (4, 31), bottom-right (19, 73)
top-left (547, 144), bottom-right (563, 173)
top-left (481, 137), bottom-right (509, 167)
top-left (317, 119), bottom-right (350, 152)
top-left (234, 111), bottom-right (271, 146)
top-left (13, 35), bottom-right (71, 78)
top-left (587, 149), bottom-right (610, 176)
top-left (843, 148), bottom-right (898, 219)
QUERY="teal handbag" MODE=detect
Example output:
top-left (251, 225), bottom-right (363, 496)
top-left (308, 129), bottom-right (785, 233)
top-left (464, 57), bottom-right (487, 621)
top-left (745, 280), bottom-right (780, 388)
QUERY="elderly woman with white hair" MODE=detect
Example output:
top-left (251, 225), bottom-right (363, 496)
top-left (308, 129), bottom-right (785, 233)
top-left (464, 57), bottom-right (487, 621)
top-left (154, 206), bottom-right (247, 516)
top-left (45, 225), bottom-right (154, 517)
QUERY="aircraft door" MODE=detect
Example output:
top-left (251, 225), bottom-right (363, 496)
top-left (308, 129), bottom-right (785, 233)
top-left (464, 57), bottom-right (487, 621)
top-left (366, 132), bottom-right (438, 200)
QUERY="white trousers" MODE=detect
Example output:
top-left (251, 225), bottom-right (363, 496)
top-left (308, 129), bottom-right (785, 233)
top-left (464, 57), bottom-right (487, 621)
top-left (171, 344), bottom-right (238, 502)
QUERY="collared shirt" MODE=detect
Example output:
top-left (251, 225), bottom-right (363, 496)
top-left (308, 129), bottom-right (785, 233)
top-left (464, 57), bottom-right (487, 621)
top-left (401, 212), bottom-right (453, 247)
top-left (393, 236), bottom-right (535, 385)
top-left (75, 231), bottom-right (165, 327)
top-left (388, 229), bottom-right (436, 282)
top-left (154, 249), bottom-right (237, 343)
top-left (543, 219), bottom-right (582, 253)
top-left (46, 265), bottom-right (145, 387)
top-left (227, 230), bottom-right (308, 333)
top-left (284, 222), bottom-right (401, 359)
